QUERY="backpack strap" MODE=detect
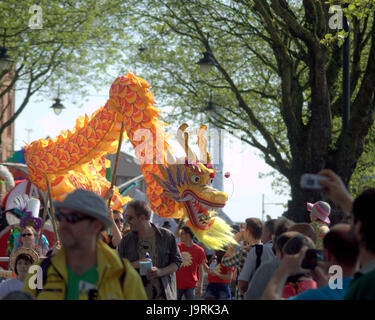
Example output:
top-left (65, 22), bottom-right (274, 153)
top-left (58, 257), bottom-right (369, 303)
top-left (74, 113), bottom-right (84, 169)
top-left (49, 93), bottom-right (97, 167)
top-left (254, 244), bottom-right (263, 271)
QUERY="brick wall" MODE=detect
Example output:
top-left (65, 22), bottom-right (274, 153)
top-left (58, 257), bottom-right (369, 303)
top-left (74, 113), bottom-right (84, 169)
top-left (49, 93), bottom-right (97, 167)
top-left (0, 77), bottom-right (15, 201)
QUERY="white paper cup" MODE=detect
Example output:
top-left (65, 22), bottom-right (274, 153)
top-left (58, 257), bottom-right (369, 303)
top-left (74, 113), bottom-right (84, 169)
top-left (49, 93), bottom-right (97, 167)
top-left (139, 260), bottom-right (152, 276)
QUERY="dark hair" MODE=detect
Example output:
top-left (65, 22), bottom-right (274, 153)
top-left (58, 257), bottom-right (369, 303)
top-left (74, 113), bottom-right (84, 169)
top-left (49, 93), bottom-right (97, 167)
top-left (231, 224), bottom-right (241, 234)
top-left (274, 217), bottom-right (295, 240)
top-left (126, 200), bottom-right (152, 220)
top-left (182, 226), bottom-right (194, 239)
top-left (264, 219), bottom-right (277, 235)
top-left (113, 210), bottom-right (122, 215)
top-left (275, 231), bottom-right (300, 253)
top-left (214, 249), bottom-right (227, 264)
top-left (288, 223), bottom-right (317, 244)
top-left (283, 234), bottom-right (315, 255)
top-left (323, 224), bottom-right (359, 267)
top-left (162, 221), bottom-right (171, 229)
top-left (352, 189), bottom-right (375, 253)
top-left (245, 218), bottom-right (263, 240)
top-left (14, 253), bottom-right (34, 275)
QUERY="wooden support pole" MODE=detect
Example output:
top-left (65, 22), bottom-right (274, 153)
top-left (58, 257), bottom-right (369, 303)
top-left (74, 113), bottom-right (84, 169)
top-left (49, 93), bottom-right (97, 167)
top-left (38, 193), bottom-right (49, 248)
top-left (45, 177), bottom-right (60, 244)
top-left (107, 119), bottom-right (126, 209)
top-left (174, 217), bottom-right (185, 238)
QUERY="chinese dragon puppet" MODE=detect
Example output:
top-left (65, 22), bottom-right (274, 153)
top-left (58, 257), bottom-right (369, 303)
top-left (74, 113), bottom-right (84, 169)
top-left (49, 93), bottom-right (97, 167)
top-left (24, 72), bottom-right (236, 249)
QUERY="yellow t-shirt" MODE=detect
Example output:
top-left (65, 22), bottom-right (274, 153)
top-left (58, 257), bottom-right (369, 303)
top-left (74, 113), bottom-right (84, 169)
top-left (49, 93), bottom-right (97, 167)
top-left (310, 221), bottom-right (329, 250)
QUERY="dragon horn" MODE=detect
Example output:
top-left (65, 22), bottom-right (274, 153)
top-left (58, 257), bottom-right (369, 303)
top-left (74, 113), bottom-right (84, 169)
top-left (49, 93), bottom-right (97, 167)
top-left (184, 132), bottom-right (189, 160)
top-left (207, 151), bottom-right (212, 164)
top-left (197, 125), bottom-right (210, 164)
top-left (176, 123), bottom-right (196, 164)
top-left (166, 146), bottom-right (176, 165)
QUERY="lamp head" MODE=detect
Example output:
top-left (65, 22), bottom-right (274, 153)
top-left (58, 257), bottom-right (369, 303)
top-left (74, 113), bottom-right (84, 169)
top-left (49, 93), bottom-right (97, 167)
top-left (197, 51), bottom-right (215, 74)
top-left (50, 98), bottom-right (65, 115)
top-left (0, 46), bottom-right (13, 71)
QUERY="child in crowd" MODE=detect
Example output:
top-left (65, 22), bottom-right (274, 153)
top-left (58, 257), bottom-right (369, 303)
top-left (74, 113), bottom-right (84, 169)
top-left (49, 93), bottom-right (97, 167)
top-left (204, 249), bottom-right (234, 300)
top-left (307, 201), bottom-right (330, 252)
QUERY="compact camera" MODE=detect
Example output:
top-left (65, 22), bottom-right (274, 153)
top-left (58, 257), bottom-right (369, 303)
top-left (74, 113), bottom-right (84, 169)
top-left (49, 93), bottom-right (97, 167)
top-left (300, 174), bottom-right (327, 190)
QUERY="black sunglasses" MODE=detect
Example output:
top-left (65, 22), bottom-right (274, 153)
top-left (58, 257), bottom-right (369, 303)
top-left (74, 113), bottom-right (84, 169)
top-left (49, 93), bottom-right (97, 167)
top-left (114, 218), bottom-right (124, 224)
top-left (56, 211), bottom-right (94, 224)
top-left (22, 233), bottom-right (34, 237)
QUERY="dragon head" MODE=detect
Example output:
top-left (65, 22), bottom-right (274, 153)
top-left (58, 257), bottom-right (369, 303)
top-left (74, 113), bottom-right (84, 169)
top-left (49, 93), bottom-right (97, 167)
top-left (152, 124), bottom-right (228, 231)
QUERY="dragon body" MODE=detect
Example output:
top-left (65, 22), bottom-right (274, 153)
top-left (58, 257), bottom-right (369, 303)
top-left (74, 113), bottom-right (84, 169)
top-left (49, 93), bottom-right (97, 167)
top-left (25, 72), bottom-right (235, 248)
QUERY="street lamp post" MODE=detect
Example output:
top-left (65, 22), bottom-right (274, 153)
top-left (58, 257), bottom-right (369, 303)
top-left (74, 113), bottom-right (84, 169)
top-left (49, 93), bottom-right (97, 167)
top-left (204, 99), bottom-right (224, 193)
top-left (342, 4), bottom-right (350, 131)
top-left (197, 40), bottom-right (233, 226)
top-left (198, 36), bottom-right (223, 191)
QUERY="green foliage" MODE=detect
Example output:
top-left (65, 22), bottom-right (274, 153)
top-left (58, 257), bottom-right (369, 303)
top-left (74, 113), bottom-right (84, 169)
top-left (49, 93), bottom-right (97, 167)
top-left (0, 0), bottom-right (130, 139)
top-left (321, 0), bottom-right (375, 45)
top-left (115, 0), bottom-right (375, 202)
top-left (118, 0), bottom-right (289, 165)
top-left (350, 122), bottom-right (375, 197)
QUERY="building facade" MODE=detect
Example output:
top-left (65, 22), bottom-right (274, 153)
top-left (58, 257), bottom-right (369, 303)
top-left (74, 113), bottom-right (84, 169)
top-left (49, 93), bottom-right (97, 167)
top-left (0, 75), bottom-right (15, 200)
top-left (0, 77), bottom-right (15, 163)
top-left (106, 151), bottom-right (146, 197)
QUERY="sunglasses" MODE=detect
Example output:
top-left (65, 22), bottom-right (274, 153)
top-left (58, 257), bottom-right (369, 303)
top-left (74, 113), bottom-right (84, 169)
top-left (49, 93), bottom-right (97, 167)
top-left (114, 218), bottom-right (124, 224)
top-left (56, 211), bottom-right (94, 224)
top-left (22, 233), bottom-right (34, 237)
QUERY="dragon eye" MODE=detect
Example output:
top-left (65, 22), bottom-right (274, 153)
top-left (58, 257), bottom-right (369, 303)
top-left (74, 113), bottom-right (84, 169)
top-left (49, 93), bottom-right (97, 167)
top-left (209, 178), bottom-right (214, 184)
top-left (191, 175), bottom-right (200, 184)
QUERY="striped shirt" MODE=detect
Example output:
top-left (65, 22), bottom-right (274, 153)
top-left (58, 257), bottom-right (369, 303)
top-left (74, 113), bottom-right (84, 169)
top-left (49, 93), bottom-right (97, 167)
top-left (221, 246), bottom-right (251, 300)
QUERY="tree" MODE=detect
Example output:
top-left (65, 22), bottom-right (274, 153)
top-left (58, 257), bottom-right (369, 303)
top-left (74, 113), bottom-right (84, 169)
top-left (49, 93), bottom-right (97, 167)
top-left (349, 122), bottom-right (375, 197)
top-left (0, 0), bottom-right (129, 145)
top-left (115, 0), bottom-right (375, 222)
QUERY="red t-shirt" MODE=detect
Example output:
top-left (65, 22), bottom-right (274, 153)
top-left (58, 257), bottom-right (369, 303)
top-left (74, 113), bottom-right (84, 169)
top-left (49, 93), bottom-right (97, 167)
top-left (282, 279), bottom-right (317, 298)
top-left (176, 243), bottom-right (206, 289)
top-left (207, 262), bottom-right (234, 284)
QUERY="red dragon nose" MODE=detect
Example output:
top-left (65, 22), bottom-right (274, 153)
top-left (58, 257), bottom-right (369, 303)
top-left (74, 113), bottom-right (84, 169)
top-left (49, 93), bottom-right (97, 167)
top-left (210, 172), bottom-right (215, 178)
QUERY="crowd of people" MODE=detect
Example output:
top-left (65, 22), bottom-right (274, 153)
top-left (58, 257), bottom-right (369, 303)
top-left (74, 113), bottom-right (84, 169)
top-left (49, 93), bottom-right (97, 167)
top-left (0, 168), bottom-right (374, 300)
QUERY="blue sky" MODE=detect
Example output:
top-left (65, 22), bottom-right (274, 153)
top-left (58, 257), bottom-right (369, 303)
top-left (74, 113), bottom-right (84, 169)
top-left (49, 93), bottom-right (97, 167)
top-left (14, 83), bottom-right (290, 223)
